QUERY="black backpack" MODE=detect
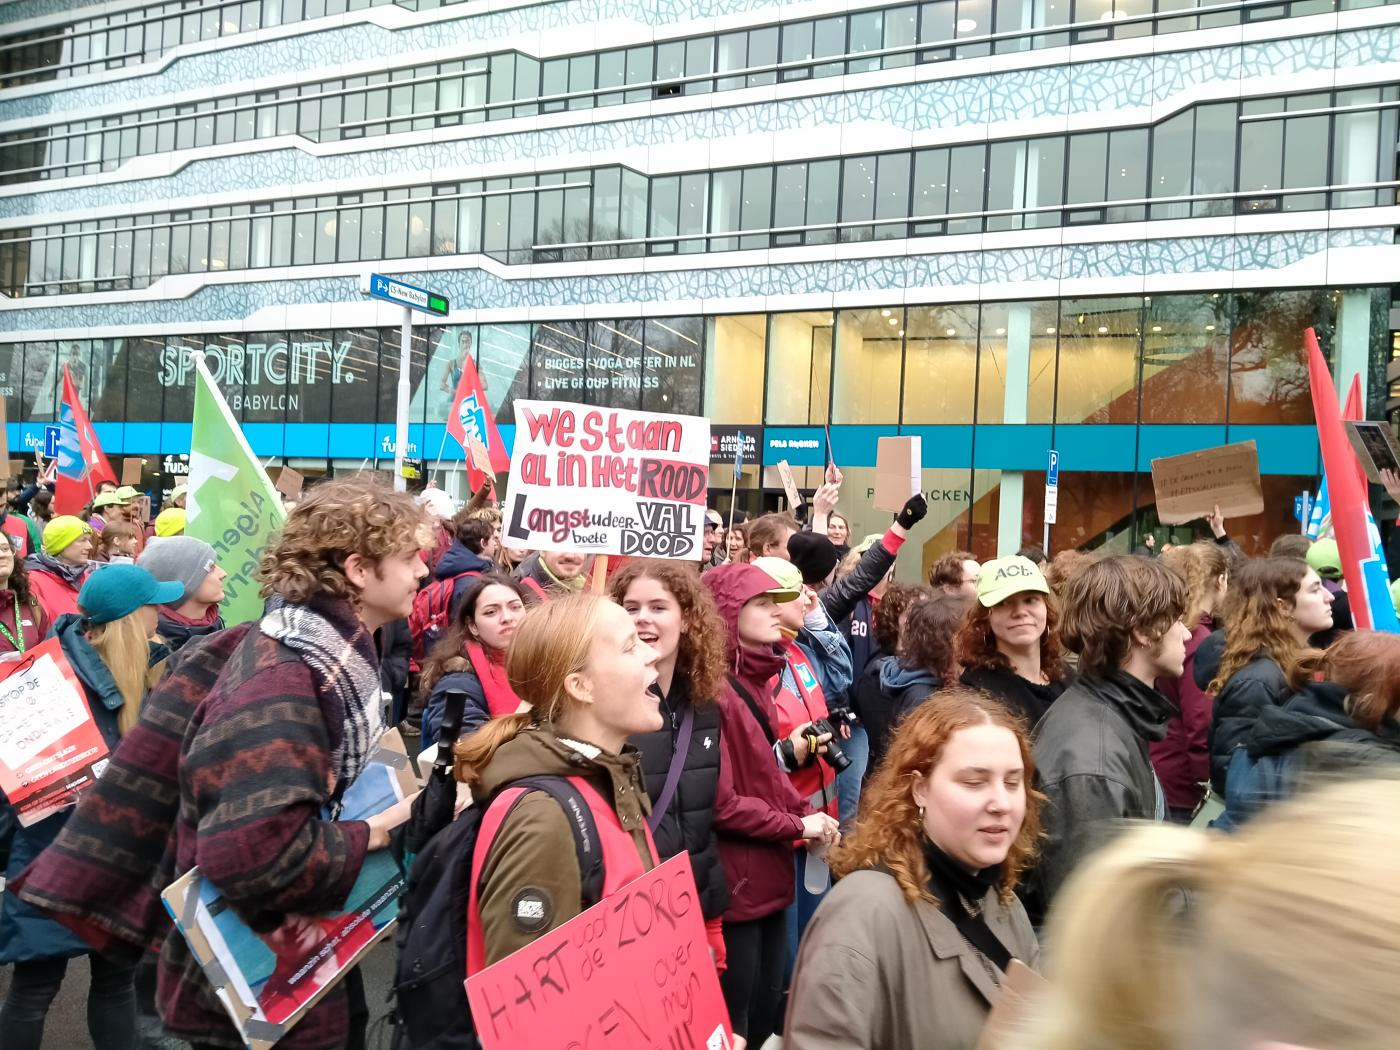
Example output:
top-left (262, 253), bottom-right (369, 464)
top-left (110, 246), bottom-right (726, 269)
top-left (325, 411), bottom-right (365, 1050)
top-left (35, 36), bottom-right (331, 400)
top-left (390, 776), bottom-right (605, 1050)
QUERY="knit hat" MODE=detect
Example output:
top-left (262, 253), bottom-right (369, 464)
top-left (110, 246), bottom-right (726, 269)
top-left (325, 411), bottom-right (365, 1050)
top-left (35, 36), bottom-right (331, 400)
top-left (785, 531), bottom-right (840, 586)
top-left (976, 555), bottom-right (1050, 607)
top-left (138, 536), bottom-right (219, 601)
top-left (1306, 538), bottom-right (1343, 581)
top-left (78, 564), bottom-right (185, 625)
top-left (168, 484), bottom-right (188, 503)
top-left (92, 491), bottom-right (126, 509)
top-left (43, 515), bottom-right (92, 556)
top-left (154, 507), bottom-right (186, 537)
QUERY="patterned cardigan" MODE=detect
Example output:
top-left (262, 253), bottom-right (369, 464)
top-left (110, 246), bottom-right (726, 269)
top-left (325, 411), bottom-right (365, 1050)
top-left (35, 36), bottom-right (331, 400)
top-left (13, 625), bottom-right (252, 961)
top-left (155, 622), bottom-right (373, 1050)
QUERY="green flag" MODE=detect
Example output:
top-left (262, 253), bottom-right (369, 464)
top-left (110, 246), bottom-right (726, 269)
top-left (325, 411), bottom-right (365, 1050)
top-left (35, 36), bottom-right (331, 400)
top-left (186, 353), bottom-right (286, 625)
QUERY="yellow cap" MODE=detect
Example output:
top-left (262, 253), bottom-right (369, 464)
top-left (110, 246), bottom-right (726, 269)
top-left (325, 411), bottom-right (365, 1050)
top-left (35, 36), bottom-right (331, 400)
top-left (154, 507), bottom-right (186, 537)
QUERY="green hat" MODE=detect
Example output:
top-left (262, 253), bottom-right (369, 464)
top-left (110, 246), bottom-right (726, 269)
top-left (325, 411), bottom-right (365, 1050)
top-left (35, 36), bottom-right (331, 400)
top-left (77, 564), bottom-right (184, 625)
top-left (42, 515), bottom-right (92, 556)
top-left (92, 491), bottom-right (125, 509)
top-left (975, 555), bottom-right (1050, 607)
top-left (1390, 577), bottom-right (1400, 619)
top-left (114, 485), bottom-right (140, 501)
top-left (749, 557), bottom-right (802, 602)
top-left (1305, 538), bottom-right (1343, 580)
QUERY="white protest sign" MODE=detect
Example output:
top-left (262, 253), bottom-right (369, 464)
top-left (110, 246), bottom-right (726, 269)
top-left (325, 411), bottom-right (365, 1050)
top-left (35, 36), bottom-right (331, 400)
top-left (504, 401), bottom-right (711, 559)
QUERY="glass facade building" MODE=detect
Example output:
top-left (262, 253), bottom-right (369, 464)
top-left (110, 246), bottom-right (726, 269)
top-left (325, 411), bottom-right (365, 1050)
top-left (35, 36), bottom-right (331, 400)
top-left (1, 0), bottom-right (1397, 574)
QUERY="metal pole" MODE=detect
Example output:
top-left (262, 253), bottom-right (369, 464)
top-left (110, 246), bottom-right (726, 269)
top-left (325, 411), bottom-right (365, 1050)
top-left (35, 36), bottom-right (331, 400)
top-left (1042, 517), bottom-right (1050, 557)
top-left (394, 306), bottom-right (411, 492)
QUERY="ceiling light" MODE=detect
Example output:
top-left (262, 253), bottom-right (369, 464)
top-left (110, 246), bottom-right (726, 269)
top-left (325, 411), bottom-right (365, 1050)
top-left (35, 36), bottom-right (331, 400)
top-left (881, 308), bottom-right (891, 317)
top-left (1097, 325), bottom-right (1109, 334)
top-left (1045, 327), bottom-right (1056, 334)
top-left (898, 329), bottom-right (905, 337)
top-left (956, 17), bottom-right (977, 30)
top-left (945, 327), bottom-right (956, 336)
top-left (888, 317), bottom-right (898, 326)
top-left (995, 327), bottom-right (1006, 336)
top-left (1151, 325), bottom-right (1162, 333)
top-left (1205, 324), bottom-right (1216, 331)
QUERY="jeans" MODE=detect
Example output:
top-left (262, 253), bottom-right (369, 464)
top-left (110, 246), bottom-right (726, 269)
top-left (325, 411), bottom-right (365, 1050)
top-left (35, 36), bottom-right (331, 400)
top-left (0, 954), bottom-right (138, 1050)
top-left (835, 722), bottom-right (870, 827)
top-left (720, 912), bottom-right (787, 1047)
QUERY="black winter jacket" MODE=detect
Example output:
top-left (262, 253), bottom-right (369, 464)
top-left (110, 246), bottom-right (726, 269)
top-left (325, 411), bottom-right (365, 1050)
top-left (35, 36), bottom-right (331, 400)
top-left (1029, 670), bottom-right (1172, 921)
top-left (1207, 654), bottom-right (1290, 795)
top-left (960, 664), bottom-right (1067, 729)
top-left (633, 679), bottom-right (729, 920)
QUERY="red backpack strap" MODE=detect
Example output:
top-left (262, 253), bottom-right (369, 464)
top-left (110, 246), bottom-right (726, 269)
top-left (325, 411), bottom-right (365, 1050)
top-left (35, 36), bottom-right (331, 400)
top-left (465, 786), bottom-right (529, 977)
top-left (519, 576), bottom-right (548, 602)
top-left (567, 776), bottom-right (659, 867)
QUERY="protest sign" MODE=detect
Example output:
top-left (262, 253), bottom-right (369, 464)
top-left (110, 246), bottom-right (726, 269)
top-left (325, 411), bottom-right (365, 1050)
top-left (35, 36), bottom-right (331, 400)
top-left (874, 436), bottom-right (922, 511)
top-left (466, 432), bottom-right (494, 477)
top-left (273, 465), bottom-right (304, 501)
top-left (122, 457), bottom-right (144, 487)
top-left (504, 401), bottom-right (710, 559)
top-left (6, 460), bottom-right (21, 482)
top-left (0, 638), bottom-right (110, 827)
top-left (162, 732), bottom-right (416, 1050)
top-left (1151, 441), bottom-right (1264, 524)
top-left (776, 459), bottom-right (802, 510)
top-left (466, 853), bottom-right (734, 1050)
top-left (1344, 420), bottom-right (1400, 484)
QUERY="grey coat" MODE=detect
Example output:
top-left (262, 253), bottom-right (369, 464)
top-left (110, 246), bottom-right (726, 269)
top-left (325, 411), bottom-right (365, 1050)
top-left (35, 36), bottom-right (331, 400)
top-left (784, 867), bottom-right (1040, 1050)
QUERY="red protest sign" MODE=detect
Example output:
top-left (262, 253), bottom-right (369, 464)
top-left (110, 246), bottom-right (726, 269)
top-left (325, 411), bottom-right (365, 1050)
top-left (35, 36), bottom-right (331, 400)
top-left (466, 853), bottom-right (734, 1050)
top-left (0, 638), bottom-right (110, 826)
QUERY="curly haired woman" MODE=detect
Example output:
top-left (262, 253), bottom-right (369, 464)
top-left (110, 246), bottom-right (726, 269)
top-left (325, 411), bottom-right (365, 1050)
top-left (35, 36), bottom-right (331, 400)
top-left (784, 689), bottom-right (1042, 1050)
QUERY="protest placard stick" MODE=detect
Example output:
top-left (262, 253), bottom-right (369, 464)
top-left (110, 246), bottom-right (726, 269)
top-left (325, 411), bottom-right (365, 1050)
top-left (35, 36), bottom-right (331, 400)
top-left (590, 554), bottom-right (609, 594)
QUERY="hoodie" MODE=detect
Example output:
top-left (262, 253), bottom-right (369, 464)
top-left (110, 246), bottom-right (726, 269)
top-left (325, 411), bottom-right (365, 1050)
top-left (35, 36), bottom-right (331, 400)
top-left (434, 540), bottom-right (494, 583)
top-left (702, 563), bottom-right (807, 922)
top-left (1218, 681), bottom-right (1400, 829)
top-left (882, 659), bottom-right (943, 726)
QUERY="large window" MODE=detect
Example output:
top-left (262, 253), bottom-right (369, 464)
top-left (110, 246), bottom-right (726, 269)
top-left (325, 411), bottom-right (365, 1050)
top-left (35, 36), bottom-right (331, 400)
top-left (766, 312), bottom-right (832, 424)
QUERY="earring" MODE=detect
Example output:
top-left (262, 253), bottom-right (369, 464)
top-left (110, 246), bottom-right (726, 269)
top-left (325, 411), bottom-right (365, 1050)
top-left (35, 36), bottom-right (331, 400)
top-left (917, 806), bottom-right (925, 822)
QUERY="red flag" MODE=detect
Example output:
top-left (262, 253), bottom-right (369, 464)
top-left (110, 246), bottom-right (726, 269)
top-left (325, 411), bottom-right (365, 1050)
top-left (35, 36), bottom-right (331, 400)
top-left (54, 365), bottom-right (118, 516)
top-left (445, 355), bottom-right (509, 491)
top-left (1306, 328), bottom-right (1374, 629)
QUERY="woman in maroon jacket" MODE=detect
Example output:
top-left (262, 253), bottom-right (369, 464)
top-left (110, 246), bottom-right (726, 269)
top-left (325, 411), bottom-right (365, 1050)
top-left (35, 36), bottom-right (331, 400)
top-left (1151, 542), bottom-right (1229, 820)
top-left (703, 563), bottom-right (841, 1048)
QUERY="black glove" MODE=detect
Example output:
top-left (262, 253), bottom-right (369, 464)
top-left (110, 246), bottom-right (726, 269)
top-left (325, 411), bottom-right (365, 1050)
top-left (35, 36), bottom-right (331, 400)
top-left (895, 493), bottom-right (928, 529)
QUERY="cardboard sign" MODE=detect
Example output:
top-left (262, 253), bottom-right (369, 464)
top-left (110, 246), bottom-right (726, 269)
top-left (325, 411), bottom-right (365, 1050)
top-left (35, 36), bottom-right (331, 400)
top-left (466, 432), bottom-right (494, 476)
top-left (466, 853), bottom-right (734, 1050)
top-left (1151, 441), bottom-right (1264, 524)
top-left (122, 457), bottom-right (144, 486)
top-left (776, 459), bottom-right (802, 510)
top-left (6, 460), bottom-right (22, 482)
top-left (1344, 420), bottom-right (1400, 483)
top-left (135, 494), bottom-right (151, 524)
top-left (273, 466), bottom-right (304, 500)
top-left (0, 638), bottom-right (111, 827)
top-left (505, 401), bottom-right (710, 559)
top-left (162, 732), bottom-right (416, 1050)
top-left (873, 436), bottom-right (921, 512)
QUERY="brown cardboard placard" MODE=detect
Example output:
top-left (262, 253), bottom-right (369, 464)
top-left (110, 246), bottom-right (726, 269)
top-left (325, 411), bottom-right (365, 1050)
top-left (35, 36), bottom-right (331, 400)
top-left (776, 459), bottom-right (802, 510)
top-left (1150, 441), bottom-right (1264, 524)
top-left (135, 495), bottom-right (151, 524)
top-left (466, 433), bottom-right (493, 476)
top-left (873, 436), bottom-right (921, 512)
top-left (975, 960), bottom-right (1048, 1050)
top-left (6, 460), bottom-right (21, 482)
top-left (273, 465), bottom-right (304, 500)
top-left (121, 457), bottom-right (144, 487)
top-left (1344, 420), bottom-right (1400, 483)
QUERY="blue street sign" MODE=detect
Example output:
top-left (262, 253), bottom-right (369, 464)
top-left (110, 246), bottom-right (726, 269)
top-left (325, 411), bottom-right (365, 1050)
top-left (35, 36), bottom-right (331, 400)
top-left (1047, 449), bottom-right (1060, 488)
top-left (366, 273), bottom-right (449, 316)
top-left (42, 425), bottom-right (60, 458)
top-left (1294, 494), bottom-right (1306, 522)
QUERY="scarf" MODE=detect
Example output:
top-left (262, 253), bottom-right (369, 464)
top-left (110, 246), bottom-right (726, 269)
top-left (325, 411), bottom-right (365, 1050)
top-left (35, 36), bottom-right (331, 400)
top-left (260, 594), bottom-right (385, 789)
top-left (29, 551), bottom-right (88, 587)
top-left (465, 640), bottom-right (522, 718)
top-left (923, 839), bottom-right (1013, 974)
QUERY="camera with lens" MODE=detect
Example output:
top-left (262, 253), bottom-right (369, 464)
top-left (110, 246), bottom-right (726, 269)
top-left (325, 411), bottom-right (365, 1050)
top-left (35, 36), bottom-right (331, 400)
top-left (803, 718), bottom-right (852, 774)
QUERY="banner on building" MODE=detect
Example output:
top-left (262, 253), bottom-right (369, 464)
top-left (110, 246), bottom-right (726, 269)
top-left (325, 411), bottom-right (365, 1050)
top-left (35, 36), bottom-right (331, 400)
top-left (465, 853), bottom-right (734, 1050)
top-left (186, 353), bottom-right (287, 626)
top-left (0, 638), bottom-right (110, 827)
top-left (161, 733), bottom-right (415, 1050)
top-left (504, 401), bottom-right (709, 559)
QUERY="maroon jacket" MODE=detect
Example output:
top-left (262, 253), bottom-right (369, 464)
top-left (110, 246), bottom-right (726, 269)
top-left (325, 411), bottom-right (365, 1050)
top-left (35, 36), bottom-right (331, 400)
top-left (703, 564), bottom-right (806, 923)
top-left (1150, 616), bottom-right (1215, 812)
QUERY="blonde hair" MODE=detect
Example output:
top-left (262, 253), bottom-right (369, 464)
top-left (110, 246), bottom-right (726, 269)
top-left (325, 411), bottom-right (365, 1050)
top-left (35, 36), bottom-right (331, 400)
top-left (87, 613), bottom-right (163, 736)
top-left (453, 593), bottom-right (606, 785)
top-left (1021, 777), bottom-right (1400, 1050)
top-left (1159, 542), bottom-right (1229, 628)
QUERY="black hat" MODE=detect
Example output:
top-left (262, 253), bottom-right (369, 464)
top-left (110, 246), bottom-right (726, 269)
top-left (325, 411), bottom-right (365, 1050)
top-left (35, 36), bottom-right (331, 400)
top-left (786, 531), bottom-right (840, 586)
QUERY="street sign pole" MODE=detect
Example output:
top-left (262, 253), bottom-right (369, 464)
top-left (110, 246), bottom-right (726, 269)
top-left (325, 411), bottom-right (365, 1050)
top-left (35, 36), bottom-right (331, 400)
top-left (1043, 449), bottom-right (1059, 553)
top-left (362, 272), bottom-right (450, 491)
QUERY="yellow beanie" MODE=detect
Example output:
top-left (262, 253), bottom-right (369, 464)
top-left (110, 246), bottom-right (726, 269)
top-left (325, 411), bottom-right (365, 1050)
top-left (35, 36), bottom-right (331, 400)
top-left (42, 515), bottom-right (91, 556)
top-left (154, 508), bottom-right (186, 537)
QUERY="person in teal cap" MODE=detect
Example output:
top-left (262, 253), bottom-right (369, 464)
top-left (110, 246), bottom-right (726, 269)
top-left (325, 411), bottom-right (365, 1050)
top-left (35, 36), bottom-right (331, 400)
top-left (1305, 538), bottom-right (1352, 647)
top-left (0, 563), bottom-right (180, 1050)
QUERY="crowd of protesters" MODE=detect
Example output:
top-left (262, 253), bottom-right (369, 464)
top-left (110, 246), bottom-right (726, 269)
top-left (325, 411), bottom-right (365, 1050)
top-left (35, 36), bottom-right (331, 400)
top-left (0, 462), bottom-right (1397, 1050)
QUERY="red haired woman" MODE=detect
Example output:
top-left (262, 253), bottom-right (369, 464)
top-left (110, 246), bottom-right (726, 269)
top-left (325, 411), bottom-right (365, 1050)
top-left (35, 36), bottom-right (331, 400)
top-left (785, 689), bottom-right (1042, 1050)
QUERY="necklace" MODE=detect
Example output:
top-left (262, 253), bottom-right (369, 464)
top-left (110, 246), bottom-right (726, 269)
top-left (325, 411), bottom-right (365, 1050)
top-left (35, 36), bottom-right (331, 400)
top-left (0, 592), bottom-right (25, 653)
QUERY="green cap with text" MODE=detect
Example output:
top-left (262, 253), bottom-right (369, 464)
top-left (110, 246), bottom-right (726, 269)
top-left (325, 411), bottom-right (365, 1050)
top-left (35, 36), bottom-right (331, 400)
top-left (975, 554), bottom-right (1050, 608)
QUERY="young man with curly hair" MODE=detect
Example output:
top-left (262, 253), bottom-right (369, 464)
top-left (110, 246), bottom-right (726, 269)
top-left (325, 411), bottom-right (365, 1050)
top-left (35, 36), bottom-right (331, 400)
top-left (157, 477), bottom-right (430, 1050)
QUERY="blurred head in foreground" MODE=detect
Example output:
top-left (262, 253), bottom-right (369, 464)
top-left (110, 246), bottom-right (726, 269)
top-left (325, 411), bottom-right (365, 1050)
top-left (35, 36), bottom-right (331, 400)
top-left (1019, 776), bottom-right (1400, 1050)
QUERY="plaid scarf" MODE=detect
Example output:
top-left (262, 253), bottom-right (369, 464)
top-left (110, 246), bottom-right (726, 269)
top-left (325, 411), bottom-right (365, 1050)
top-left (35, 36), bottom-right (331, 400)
top-left (260, 594), bottom-right (384, 789)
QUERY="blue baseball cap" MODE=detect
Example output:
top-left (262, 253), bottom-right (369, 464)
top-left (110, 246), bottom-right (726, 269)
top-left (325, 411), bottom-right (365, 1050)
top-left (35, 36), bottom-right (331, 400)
top-left (78, 564), bottom-right (186, 625)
